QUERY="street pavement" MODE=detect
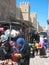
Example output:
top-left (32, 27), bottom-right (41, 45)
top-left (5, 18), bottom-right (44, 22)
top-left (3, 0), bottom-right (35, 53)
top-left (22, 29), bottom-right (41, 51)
top-left (30, 52), bottom-right (49, 65)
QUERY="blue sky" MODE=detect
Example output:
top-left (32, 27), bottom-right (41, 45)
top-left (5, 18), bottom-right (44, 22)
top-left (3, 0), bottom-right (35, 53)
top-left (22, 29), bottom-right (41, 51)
top-left (16, 0), bottom-right (48, 26)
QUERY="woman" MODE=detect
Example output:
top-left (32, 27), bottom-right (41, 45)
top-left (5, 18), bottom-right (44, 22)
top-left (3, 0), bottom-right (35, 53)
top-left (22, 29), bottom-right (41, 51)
top-left (39, 39), bottom-right (46, 57)
top-left (15, 38), bottom-right (30, 65)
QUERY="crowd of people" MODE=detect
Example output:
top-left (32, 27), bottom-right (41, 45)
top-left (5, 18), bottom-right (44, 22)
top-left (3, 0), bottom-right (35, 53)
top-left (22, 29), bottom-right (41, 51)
top-left (0, 31), bottom-right (30, 65)
top-left (31, 36), bottom-right (48, 58)
top-left (0, 30), bottom-right (49, 65)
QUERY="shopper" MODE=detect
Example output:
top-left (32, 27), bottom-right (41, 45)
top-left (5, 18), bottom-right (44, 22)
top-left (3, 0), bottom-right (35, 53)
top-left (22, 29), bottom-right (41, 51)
top-left (35, 41), bottom-right (39, 55)
top-left (39, 40), bottom-right (46, 58)
top-left (15, 38), bottom-right (30, 65)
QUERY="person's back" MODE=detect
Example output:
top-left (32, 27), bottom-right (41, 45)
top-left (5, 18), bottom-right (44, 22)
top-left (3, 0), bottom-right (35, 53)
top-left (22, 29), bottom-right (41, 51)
top-left (35, 42), bottom-right (39, 55)
top-left (35, 43), bottom-right (39, 49)
top-left (39, 40), bottom-right (46, 57)
top-left (16, 38), bottom-right (30, 65)
top-left (21, 43), bottom-right (30, 58)
top-left (19, 43), bottom-right (30, 65)
top-left (39, 40), bottom-right (44, 48)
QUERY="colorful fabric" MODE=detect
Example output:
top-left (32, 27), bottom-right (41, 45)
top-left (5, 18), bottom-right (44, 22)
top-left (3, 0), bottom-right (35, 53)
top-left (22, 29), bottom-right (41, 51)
top-left (1, 35), bottom-right (8, 42)
top-left (39, 40), bottom-right (44, 48)
top-left (35, 43), bottom-right (39, 49)
top-left (16, 38), bottom-right (25, 52)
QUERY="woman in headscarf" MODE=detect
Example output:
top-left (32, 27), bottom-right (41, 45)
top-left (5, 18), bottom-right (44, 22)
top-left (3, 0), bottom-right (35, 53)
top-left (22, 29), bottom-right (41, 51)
top-left (39, 39), bottom-right (46, 58)
top-left (15, 38), bottom-right (30, 65)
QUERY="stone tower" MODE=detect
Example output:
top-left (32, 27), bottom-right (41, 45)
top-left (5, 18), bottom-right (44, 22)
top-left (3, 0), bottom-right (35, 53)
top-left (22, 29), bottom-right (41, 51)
top-left (20, 2), bottom-right (30, 21)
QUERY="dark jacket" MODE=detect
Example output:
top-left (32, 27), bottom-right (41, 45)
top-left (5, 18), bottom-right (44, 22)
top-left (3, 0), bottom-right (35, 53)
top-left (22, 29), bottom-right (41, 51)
top-left (18, 43), bottom-right (30, 65)
top-left (21, 43), bottom-right (30, 58)
top-left (0, 40), bottom-right (12, 60)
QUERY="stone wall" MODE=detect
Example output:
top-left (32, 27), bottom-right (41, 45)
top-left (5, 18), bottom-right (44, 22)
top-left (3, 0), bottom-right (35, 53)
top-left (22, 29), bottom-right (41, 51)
top-left (30, 13), bottom-right (37, 29)
top-left (0, 0), bottom-right (16, 20)
top-left (20, 2), bottom-right (30, 21)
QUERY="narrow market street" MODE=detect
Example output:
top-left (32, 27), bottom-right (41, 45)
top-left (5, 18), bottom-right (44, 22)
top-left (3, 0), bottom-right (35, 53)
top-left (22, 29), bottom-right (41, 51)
top-left (0, 0), bottom-right (48, 65)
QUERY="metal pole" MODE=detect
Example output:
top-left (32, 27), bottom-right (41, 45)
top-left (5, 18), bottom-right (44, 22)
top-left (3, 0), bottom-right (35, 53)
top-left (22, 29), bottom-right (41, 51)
top-left (10, 22), bottom-right (11, 40)
top-left (9, 0), bottom-right (12, 41)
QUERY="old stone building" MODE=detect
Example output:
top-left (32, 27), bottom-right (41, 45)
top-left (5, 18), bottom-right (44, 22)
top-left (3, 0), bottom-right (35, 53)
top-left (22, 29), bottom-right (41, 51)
top-left (30, 13), bottom-right (43, 32)
top-left (0, 0), bottom-right (16, 20)
top-left (37, 22), bottom-right (43, 32)
top-left (16, 6), bottom-right (23, 20)
top-left (30, 13), bottom-right (37, 29)
top-left (20, 2), bottom-right (30, 21)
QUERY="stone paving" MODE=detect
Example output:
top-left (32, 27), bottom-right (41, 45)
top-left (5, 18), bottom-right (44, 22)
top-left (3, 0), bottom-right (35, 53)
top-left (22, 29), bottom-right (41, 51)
top-left (30, 53), bottom-right (49, 65)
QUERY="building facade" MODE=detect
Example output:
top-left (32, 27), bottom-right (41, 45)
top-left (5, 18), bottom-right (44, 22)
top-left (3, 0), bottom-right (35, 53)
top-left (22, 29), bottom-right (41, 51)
top-left (30, 13), bottom-right (37, 29)
top-left (37, 22), bottom-right (43, 32)
top-left (0, 0), bottom-right (16, 20)
top-left (30, 13), bottom-right (43, 32)
top-left (16, 6), bottom-right (23, 20)
top-left (20, 2), bottom-right (30, 21)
